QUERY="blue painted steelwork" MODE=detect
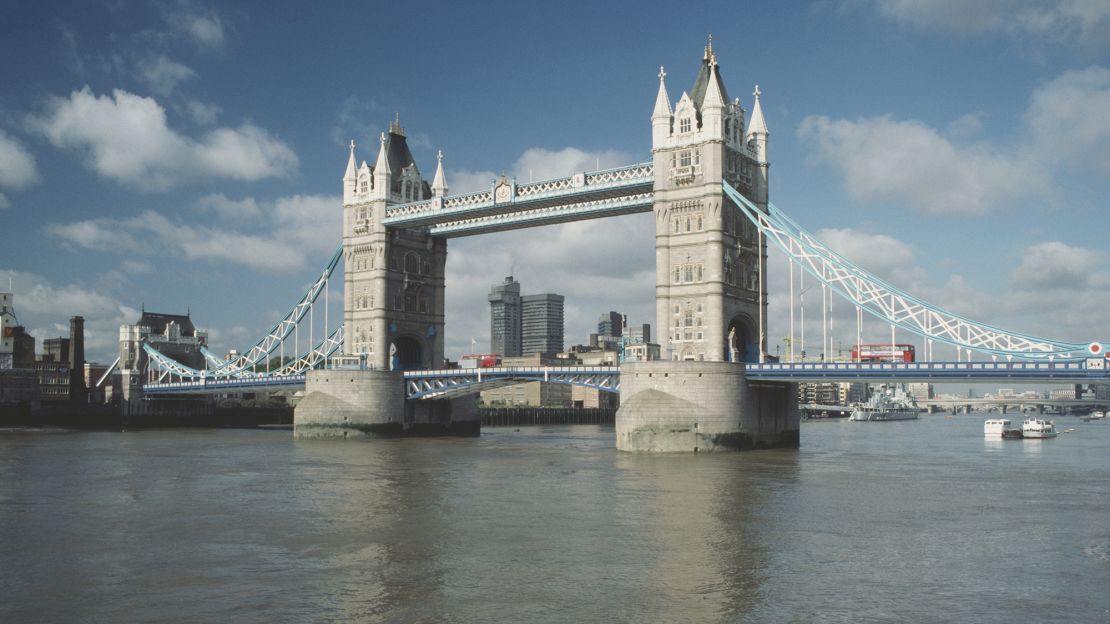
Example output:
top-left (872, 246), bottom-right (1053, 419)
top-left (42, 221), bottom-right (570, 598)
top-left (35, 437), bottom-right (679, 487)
top-left (383, 163), bottom-right (654, 237)
top-left (403, 366), bottom-right (621, 400)
top-left (746, 360), bottom-right (1108, 382)
top-left (722, 181), bottom-right (1106, 361)
top-left (143, 374), bottom-right (307, 394)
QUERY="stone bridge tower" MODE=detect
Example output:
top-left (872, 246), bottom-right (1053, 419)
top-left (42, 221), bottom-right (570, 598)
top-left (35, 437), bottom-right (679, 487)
top-left (650, 39), bottom-right (769, 363)
top-left (617, 41), bottom-right (796, 452)
top-left (341, 118), bottom-right (447, 371)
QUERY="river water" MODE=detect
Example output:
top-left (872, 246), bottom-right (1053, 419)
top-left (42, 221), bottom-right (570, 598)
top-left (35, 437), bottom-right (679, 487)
top-left (1, 415), bottom-right (1108, 623)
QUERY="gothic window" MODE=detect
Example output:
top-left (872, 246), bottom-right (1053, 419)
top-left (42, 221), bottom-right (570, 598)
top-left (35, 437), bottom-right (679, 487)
top-left (697, 216), bottom-right (703, 230)
top-left (360, 181), bottom-right (368, 194)
top-left (679, 117), bottom-right (691, 133)
top-left (685, 218), bottom-right (691, 232)
top-left (405, 253), bottom-right (420, 274)
top-left (724, 256), bottom-right (732, 284)
top-left (695, 264), bottom-right (703, 281)
top-left (694, 150), bottom-right (700, 166)
top-left (679, 150), bottom-right (691, 167)
top-left (420, 297), bottom-right (428, 313)
top-left (684, 266), bottom-right (693, 282)
top-left (696, 304), bottom-right (703, 313)
top-left (673, 219), bottom-right (679, 233)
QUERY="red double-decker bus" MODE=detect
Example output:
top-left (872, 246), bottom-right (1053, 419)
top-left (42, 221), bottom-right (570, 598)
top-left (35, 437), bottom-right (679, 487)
top-left (852, 344), bottom-right (915, 362)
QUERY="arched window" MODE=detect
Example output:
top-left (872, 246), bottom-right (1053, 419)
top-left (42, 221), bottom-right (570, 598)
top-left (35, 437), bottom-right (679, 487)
top-left (684, 266), bottom-right (693, 282)
top-left (680, 117), bottom-right (691, 133)
top-left (685, 218), bottom-right (691, 232)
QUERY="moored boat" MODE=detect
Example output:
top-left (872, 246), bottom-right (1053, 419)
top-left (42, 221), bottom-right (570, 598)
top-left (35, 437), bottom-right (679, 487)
top-left (1022, 417), bottom-right (1057, 439)
top-left (984, 418), bottom-right (1021, 438)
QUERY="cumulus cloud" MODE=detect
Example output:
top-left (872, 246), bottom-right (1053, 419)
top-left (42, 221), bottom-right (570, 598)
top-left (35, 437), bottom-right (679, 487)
top-left (867, 0), bottom-right (1110, 49)
top-left (27, 87), bottom-right (297, 190)
top-left (1026, 66), bottom-right (1110, 175)
top-left (797, 115), bottom-right (1049, 215)
top-left (46, 194), bottom-right (339, 273)
top-left (0, 130), bottom-right (40, 204)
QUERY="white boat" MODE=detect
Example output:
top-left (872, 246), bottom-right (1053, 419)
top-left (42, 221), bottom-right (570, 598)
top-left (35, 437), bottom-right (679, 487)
top-left (1090, 411), bottom-right (1106, 420)
top-left (1022, 417), bottom-right (1057, 438)
top-left (849, 384), bottom-right (920, 421)
top-left (984, 418), bottom-right (1021, 438)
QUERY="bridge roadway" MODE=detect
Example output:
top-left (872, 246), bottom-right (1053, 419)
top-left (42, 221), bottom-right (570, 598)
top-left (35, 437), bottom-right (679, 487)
top-left (142, 360), bottom-right (1109, 396)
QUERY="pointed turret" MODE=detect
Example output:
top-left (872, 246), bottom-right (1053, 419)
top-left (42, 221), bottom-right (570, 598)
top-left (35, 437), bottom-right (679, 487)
top-left (747, 85), bottom-right (769, 162)
top-left (652, 66), bottom-right (673, 147)
top-left (373, 132), bottom-right (391, 199)
top-left (431, 150), bottom-right (448, 198)
top-left (703, 60), bottom-right (726, 110)
top-left (343, 140), bottom-right (358, 204)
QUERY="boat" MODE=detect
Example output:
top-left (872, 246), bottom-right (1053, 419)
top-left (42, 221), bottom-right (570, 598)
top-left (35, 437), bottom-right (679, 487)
top-left (849, 384), bottom-right (920, 421)
top-left (1022, 417), bottom-right (1057, 439)
top-left (984, 418), bottom-right (1022, 438)
top-left (1089, 411), bottom-right (1105, 420)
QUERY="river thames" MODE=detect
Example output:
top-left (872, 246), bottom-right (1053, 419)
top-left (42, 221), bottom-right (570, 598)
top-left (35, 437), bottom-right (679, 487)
top-left (2, 415), bottom-right (1108, 623)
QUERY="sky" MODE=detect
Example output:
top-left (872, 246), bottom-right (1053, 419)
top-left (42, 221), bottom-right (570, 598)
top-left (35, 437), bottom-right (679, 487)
top-left (2, 0), bottom-right (1109, 372)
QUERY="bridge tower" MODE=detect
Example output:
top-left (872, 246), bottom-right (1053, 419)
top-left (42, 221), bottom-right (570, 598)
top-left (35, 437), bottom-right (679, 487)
top-left (617, 40), bottom-right (797, 452)
top-left (295, 119), bottom-right (478, 439)
top-left (341, 119), bottom-right (447, 371)
top-left (650, 40), bottom-right (768, 363)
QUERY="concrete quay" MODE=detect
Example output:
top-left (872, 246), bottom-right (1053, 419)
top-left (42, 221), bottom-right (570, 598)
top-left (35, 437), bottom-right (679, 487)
top-left (616, 360), bottom-right (799, 452)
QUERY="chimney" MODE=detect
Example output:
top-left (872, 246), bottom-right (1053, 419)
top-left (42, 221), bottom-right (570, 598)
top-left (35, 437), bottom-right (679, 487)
top-left (69, 316), bottom-right (87, 402)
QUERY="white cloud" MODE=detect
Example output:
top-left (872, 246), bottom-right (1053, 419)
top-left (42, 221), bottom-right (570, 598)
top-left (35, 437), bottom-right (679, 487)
top-left (1011, 241), bottom-right (1105, 290)
top-left (193, 193), bottom-right (262, 222)
top-left (171, 7), bottom-right (226, 49)
top-left (1026, 66), bottom-right (1110, 175)
top-left (868, 0), bottom-right (1110, 49)
top-left (1, 268), bottom-right (135, 363)
top-left (797, 114), bottom-right (1050, 214)
top-left (28, 87), bottom-right (297, 190)
top-left (185, 99), bottom-right (221, 125)
top-left (513, 147), bottom-right (639, 180)
top-left (814, 227), bottom-right (918, 281)
top-left (0, 130), bottom-right (40, 191)
top-left (136, 54), bottom-right (196, 96)
top-left (46, 194), bottom-right (340, 274)
top-left (447, 146), bottom-right (638, 195)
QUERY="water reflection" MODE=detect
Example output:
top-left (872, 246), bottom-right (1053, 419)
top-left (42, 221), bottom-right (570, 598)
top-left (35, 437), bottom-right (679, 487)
top-left (613, 448), bottom-right (800, 621)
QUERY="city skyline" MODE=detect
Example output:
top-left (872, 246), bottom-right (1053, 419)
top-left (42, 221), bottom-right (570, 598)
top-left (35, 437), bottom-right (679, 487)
top-left (2, 2), bottom-right (1109, 366)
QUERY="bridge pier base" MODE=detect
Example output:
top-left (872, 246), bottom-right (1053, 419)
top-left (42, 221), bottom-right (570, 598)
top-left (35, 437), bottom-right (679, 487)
top-left (294, 369), bottom-right (479, 438)
top-left (616, 361), bottom-right (799, 452)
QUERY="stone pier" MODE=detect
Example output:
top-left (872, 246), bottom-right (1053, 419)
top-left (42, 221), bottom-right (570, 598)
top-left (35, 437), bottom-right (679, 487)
top-left (616, 361), bottom-right (798, 452)
top-left (293, 369), bottom-right (479, 438)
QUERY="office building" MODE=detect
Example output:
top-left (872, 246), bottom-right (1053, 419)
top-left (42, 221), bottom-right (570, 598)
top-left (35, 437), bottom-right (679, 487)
top-left (522, 293), bottom-right (564, 355)
top-left (488, 276), bottom-right (521, 357)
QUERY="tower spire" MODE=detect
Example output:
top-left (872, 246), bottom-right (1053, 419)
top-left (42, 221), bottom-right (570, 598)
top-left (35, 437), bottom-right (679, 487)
top-left (652, 65), bottom-right (672, 120)
top-left (373, 131), bottom-right (391, 199)
top-left (748, 85), bottom-right (768, 137)
top-left (431, 150), bottom-right (448, 198)
top-left (344, 140), bottom-right (357, 181)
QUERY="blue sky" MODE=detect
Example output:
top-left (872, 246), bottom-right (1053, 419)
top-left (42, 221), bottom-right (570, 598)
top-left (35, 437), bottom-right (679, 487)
top-left (2, 0), bottom-right (1109, 368)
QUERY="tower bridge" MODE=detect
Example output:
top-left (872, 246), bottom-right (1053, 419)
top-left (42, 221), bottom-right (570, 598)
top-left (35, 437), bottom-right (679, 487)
top-left (138, 40), bottom-right (1108, 450)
